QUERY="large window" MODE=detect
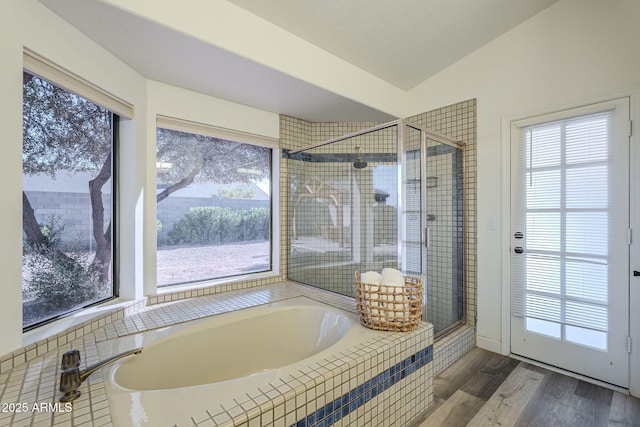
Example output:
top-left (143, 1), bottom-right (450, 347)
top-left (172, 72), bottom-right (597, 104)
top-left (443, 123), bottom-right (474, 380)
top-left (22, 72), bottom-right (117, 329)
top-left (156, 127), bottom-right (272, 286)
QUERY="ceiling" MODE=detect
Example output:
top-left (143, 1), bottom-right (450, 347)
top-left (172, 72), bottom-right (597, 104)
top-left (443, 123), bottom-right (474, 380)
top-left (228, 0), bottom-right (558, 90)
top-left (39, 0), bottom-right (558, 122)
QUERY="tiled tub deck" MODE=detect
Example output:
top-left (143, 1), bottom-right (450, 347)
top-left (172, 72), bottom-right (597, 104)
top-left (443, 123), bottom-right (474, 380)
top-left (0, 282), bottom-right (434, 426)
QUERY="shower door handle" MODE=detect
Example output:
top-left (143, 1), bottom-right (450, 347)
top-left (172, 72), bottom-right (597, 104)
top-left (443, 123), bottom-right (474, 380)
top-left (424, 227), bottom-right (431, 248)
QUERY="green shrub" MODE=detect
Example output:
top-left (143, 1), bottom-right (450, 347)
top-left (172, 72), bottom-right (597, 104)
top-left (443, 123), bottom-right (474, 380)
top-left (23, 216), bottom-right (64, 255)
top-left (22, 249), bottom-right (111, 328)
top-left (22, 218), bottom-right (111, 324)
top-left (168, 207), bottom-right (269, 245)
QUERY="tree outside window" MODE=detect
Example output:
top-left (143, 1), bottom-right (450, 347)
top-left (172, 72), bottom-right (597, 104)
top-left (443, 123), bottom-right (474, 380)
top-left (156, 128), bottom-right (272, 286)
top-left (22, 72), bottom-right (115, 328)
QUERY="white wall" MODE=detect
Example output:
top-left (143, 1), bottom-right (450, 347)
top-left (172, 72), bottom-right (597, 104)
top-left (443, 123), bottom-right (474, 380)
top-left (0, 0), bottom-right (148, 355)
top-left (406, 0), bottom-right (640, 353)
top-left (0, 0), bottom-right (25, 357)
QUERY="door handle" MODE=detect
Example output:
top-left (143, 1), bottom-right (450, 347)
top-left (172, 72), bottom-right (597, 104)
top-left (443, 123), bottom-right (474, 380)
top-left (514, 247), bottom-right (524, 254)
top-left (424, 227), bottom-right (431, 248)
top-left (634, 271), bottom-right (640, 277)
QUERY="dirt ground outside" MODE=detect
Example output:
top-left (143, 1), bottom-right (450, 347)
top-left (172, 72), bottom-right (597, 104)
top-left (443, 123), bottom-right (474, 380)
top-left (22, 241), bottom-right (271, 325)
top-left (156, 240), bottom-right (271, 286)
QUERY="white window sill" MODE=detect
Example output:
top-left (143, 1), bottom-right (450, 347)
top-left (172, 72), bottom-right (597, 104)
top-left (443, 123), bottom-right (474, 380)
top-left (22, 297), bottom-right (133, 348)
top-left (155, 270), bottom-right (280, 295)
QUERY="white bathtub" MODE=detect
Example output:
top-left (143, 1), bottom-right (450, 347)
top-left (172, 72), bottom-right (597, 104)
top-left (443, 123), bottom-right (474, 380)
top-left (112, 299), bottom-right (352, 390)
top-left (99, 296), bottom-right (381, 426)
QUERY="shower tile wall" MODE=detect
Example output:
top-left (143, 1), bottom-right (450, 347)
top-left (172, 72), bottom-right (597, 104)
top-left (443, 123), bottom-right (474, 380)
top-left (406, 99), bottom-right (478, 372)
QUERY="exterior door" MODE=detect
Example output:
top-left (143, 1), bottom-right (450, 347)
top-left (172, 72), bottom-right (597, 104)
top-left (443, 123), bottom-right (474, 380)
top-left (510, 98), bottom-right (630, 387)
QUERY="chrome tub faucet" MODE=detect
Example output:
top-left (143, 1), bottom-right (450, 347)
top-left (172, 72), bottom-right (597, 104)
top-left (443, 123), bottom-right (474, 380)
top-left (59, 347), bottom-right (142, 402)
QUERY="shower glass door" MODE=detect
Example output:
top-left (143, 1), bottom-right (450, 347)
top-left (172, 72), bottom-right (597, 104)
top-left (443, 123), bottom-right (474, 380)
top-left (424, 136), bottom-right (465, 335)
top-left (402, 123), bottom-right (465, 336)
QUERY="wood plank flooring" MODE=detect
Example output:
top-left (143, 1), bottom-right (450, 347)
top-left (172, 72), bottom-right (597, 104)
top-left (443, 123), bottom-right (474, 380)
top-left (411, 348), bottom-right (640, 427)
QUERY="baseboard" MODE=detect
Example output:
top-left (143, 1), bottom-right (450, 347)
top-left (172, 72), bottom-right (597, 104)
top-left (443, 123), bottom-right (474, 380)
top-left (476, 334), bottom-right (503, 354)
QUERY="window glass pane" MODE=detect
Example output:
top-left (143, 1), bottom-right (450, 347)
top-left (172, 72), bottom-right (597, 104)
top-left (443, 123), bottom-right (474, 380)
top-left (526, 294), bottom-right (561, 324)
top-left (566, 325), bottom-right (607, 351)
top-left (566, 212), bottom-right (608, 256)
top-left (566, 301), bottom-right (608, 332)
top-left (156, 128), bottom-right (272, 286)
top-left (22, 72), bottom-right (114, 328)
top-left (526, 254), bottom-right (560, 294)
top-left (526, 170), bottom-right (560, 209)
top-left (526, 317), bottom-right (561, 339)
top-left (566, 258), bottom-right (608, 303)
top-left (526, 123), bottom-right (561, 168)
top-left (566, 165), bottom-right (608, 209)
top-left (566, 115), bottom-right (609, 164)
top-left (526, 212), bottom-right (560, 251)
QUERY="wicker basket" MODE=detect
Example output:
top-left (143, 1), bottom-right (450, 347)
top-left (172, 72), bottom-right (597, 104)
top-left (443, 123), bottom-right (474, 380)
top-left (354, 271), bottom-right (423, 332)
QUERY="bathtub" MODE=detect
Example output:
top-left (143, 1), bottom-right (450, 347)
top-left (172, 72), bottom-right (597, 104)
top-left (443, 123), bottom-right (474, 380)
top-left (99, 296), bottom-right (434, 426)
top-left (112, 299), bottom-right (353, 390)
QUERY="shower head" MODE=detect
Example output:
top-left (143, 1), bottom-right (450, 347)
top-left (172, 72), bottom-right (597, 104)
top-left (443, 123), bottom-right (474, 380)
top-left (353, 158), bottom-right (368, 169)
top-left (353, 146), bottom-right (368, 169)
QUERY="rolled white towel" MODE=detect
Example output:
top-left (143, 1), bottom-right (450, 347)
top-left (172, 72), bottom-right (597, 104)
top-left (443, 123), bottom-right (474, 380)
top-left (369, 299), bottom-right (383, 316)
top-left (381, 268), bottom-right (404, 287)
top-left (360, 271), bottom-right (382, 286)
top-left (362, 272), bottom-right (382, 299)
top-left (359, 271), bottom-right (384, 317)
top-left (381, 269), bottom-right (409, 315)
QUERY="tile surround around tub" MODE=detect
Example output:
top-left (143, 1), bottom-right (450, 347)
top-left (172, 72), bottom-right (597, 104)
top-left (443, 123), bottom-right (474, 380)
top-left (433, 324), bottom-right (475, 376)
top-left (290, 345), bottom-right (433, 427)
top-left (0, 282), bottom-right (433, 427)
top-left (0, 275), bottom-right (281, 379)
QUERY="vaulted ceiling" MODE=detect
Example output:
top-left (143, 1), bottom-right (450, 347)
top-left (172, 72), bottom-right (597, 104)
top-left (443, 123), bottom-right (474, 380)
top-left (39, 0), bottom-right (558, 121)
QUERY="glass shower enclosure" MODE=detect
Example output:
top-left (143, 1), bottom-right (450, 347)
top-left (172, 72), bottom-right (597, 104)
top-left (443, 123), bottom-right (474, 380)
top-left (402, 124), bottom-right (466, 336)
top-left (285, 120), bottom-right (465, 336)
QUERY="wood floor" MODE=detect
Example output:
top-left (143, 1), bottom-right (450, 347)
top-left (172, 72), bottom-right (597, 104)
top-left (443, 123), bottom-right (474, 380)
top-left (411, 348), bottom-right (640, 427)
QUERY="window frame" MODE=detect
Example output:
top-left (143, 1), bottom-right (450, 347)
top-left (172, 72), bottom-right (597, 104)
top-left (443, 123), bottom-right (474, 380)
top-left (21, 71), bottom-right (120, 331)
top-left (155, 117), bottom-right (280, 289)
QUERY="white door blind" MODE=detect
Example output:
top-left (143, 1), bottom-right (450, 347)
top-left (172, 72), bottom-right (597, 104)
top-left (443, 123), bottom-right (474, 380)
top-left (511, 109), bottom-right (613, 347)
